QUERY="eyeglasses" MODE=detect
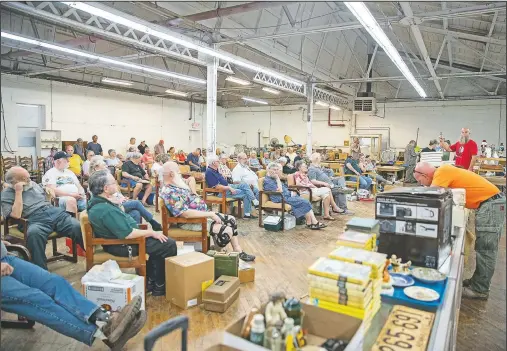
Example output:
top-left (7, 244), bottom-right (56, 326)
top-left (413, 170), bottom-right (428, 178)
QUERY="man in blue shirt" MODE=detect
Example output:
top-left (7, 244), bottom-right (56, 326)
top-left (205, 155), bottom-right (259, 219)
top-left (187, 148), bottom-right (205, 172)
top-left (344, 155), bottom-right (372, 190)
top-left (86, 135), bottom-right (103, 156)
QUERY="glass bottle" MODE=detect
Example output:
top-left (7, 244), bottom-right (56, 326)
top-left (249, 314), bottom-right (265, 346)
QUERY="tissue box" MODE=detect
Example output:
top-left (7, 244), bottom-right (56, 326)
top-left (82, 274), bottom-right (145, 312)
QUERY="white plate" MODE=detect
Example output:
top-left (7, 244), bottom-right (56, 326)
top-left (403, 286), bottom-right (440, 302)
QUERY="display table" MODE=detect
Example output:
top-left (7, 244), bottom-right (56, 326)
top-left (376, 165), bottom-right (406, 182)
top-left (348, 225), bottom-right (466, 350)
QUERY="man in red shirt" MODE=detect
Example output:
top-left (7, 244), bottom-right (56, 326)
top-left (440, 127), bottom-right (478, 171)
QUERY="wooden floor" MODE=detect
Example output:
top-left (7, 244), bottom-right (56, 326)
top-left (1, 199), bottom-right (505, 351)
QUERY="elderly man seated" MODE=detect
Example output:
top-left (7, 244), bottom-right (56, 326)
top-left (121, 152), bottom-right (152, 206)
top-left (1, 167), bottom-right (84, 269)
top-left (42, 151), bottom-right (87, 215)
top-left (206, 155), bottom-right (259, 219)
top-left (232, 152), bottom-right (260, 198)
top-left (308, 152), bottom-right (354, 215)
top-left (160, 161), bottom-right (255, 262)
top-left (187, 148), bottom-right (204, 172)
top-left (88, 170), bottom-right (176, 296)
top-left (89, 156), bottom-right (162, 230)
top-left (0, 241), bottom-right (146, 349)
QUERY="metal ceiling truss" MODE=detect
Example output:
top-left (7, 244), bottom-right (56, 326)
top-left (313, 87), bottom-right (350, 109)
top-left (253, 71), bottom-right (306, 96)
top-left (2, 2), bottom-right (236, 75)
top-left (1, 37), bottom-right (205, 88)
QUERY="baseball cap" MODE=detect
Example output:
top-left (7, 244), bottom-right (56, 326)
top-left (54, 151), bottom-right (71, 160)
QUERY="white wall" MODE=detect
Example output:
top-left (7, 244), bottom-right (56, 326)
top-left (217, 99), bottom-right (506, 151)
top-left (1, 74), bottom-right (224, 156)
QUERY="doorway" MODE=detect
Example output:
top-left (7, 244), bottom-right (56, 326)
top-left (16, 103), bottom-right (46, 168)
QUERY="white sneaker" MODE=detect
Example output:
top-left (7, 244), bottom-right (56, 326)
top-left (253, 199), bottom-right (259, 206)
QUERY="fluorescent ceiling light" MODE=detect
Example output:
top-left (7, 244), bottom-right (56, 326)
top-left (101, 77), bottom-right (133, 86)
top-left (61, 2), bottom-right (304, 87)
top-left (226, 76), bottom-right (251, 86)
top-left (344, 2), bottom-right (427, 98)
top-left (262, 87), bottom-right (280, 95)
top-left (16, 103), bottom-right (39, 108)
top-left (330, 105), bottom-right (342, 111)
top-left (242, 97), bottom-right (268, 105)
top-left (164, 89), bottom-right (188, 97)
top-left (1, 31), bottom-right (206, 85)
top-left (315, 100), bottom-right (330, 107)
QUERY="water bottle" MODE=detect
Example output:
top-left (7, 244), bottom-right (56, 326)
top-left (249, 314), bottom-right (265, 346)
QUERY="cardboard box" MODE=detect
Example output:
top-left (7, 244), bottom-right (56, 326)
top-left (165, 252), bottom-right (214, 309)
top-left (207, 250), bottom-right (239, 279)
top-left (205, 345), bottom-right (241, 351)
top-left (82, 274), bottom-right (145, 312)
top-left (238, 267), bottom-right (255, 283)
top-left (222, 301), bottom-right (364, 351)
top-left (204, 288), bottom-right (240, 313)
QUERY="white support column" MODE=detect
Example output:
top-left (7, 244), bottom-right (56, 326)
top-left (206, 48), bottom-right (218, 162)
top-left (306, 83), bottom-right (314, 157)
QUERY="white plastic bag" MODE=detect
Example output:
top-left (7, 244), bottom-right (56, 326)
top-left (81, 259), bottom-right (123, 284)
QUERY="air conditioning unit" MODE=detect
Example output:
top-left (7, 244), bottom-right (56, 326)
top-left (353, 92), bottom-right (377, 114)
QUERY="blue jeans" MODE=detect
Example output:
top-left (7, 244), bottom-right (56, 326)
top-left (348, 175), bottom-right (372, 190)
top-left (58, 196), bottom-right (87, 212)
top-left (224, 183), bottom-right (256, 215)
top-left (123, 199), bottom-right (153, 223)
top-left (1, 255), bottom-right (99, 346)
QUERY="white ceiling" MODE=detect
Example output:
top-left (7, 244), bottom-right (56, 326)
top-left (1, 1), bottom-right (505, 107)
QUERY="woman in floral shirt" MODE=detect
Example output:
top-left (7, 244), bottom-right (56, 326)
top-left (294, 161), bottom-right (343, 220)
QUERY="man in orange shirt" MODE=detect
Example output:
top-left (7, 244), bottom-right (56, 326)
top-left (414, 162), bottom-right (505, 300)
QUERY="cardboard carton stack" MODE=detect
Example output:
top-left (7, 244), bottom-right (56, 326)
top-left (336, 230), bottom-right (376, 251)
top-left (307, 257), bottom-right (379, 330)
top-left (203, 275), bottom-right (240, 313)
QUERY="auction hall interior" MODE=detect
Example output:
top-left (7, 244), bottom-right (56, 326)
top-left (0, 1), bottom-right (506, 351)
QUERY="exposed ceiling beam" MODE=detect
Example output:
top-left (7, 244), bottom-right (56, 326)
top-left (325, 70), bottom-right (507, 83)
top-left (480, 11), bottom-right (499, 72)
top-left (215, 3), bottom-right (506, 45)
top-left (400, 2), bottom-right (444, 99)
top-left (282, 5), bottom-right (296, 28)
top-left (164, 2), bottom-right (291, 27)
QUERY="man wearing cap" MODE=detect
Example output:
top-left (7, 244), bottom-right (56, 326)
top-left (73, 138), bottom-right (85, 160)
top-left (42, 151), bottom-right (87, 215)
top-left (414, 162), bottom-right (506, 300)
top-left (440, 127), bottom-right (478, 171)
top-left (154, 140), bottom-right (165, 156)
top-left (1, 166), bottom-right (84, 269)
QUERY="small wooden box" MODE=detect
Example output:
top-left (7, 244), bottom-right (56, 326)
top-left (238, 267), bottom-right (255, 283)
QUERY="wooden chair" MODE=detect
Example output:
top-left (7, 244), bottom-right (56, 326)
top-left (1, 155), bottom-right (17, 180)
top-left (36, 157), bottom-right (45, 182)
top-left (257, 169), bottom-right (267, 178)
top-left (116, 169), bottom-right (132, 197)
top-left (3, 217), bottom-right (78, 264)
top-left (258, 177), bottom-right (291, 230)
top-left (80, 211), bottom-right (148, 287)
top-left (202, 181), bottom-right (243, 217)
top-left (337, 165), bottom-right (360, 191)
top-left (328, 163), bottom-right (342, 176)
top-left (1, 243), bottom-right (35, 329)
top-left (362, 172), bottom-right (378, 195)
top-left (286, 174), bottom-right (323, 215)
top-left (158, 198), bottom-right (209, 253)
top-left (227, 160), bottom-right (238, 170)
top-left (155, 179), bottom-right (161, 213)
top-left (18, 155), bottom-right (39, 182)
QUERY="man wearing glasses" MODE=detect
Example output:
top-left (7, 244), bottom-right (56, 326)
top-left (414, 162), bottom-right (505, 300)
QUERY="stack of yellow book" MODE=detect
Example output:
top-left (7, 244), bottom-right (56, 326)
top-left (345, 218), bottom-right (380, 251)
top-left (307, 257), bottom-right (379, 325)
top-left (327, 246), bottom-right (387, 328)
top-left (336, 230), bottom-right (375, 251)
